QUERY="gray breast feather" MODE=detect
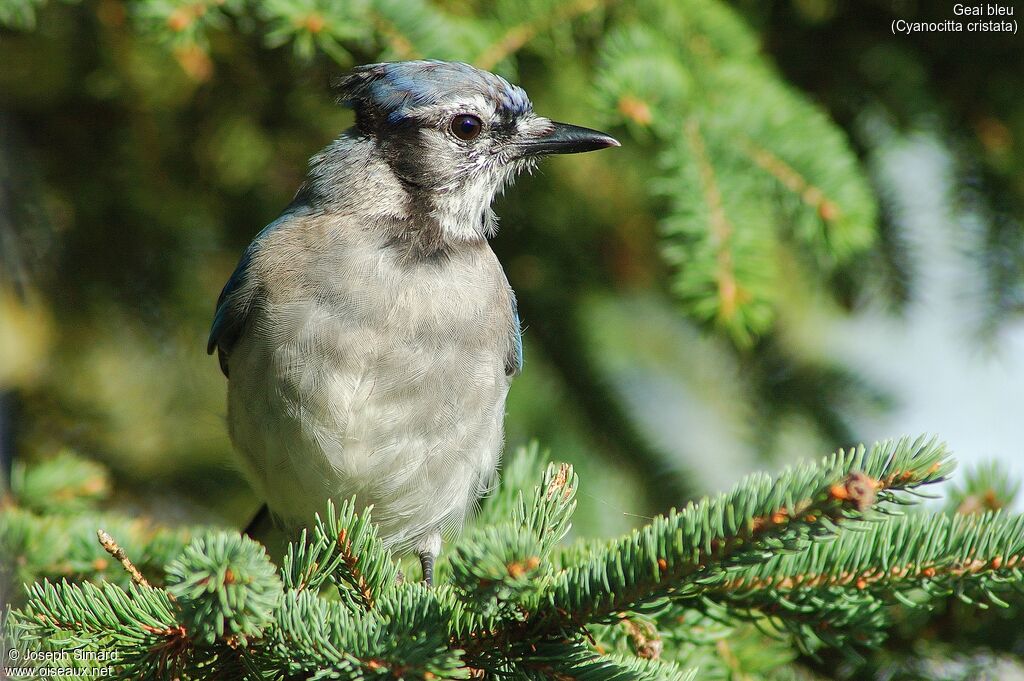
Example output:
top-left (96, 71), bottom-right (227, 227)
top-left (220, 215), bottom-right (517, 547)
top-left (209, 210), bottom-right (524, 380)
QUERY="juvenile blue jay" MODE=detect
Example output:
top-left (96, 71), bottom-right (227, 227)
top-left (208, 60), bottom-right (618, 583)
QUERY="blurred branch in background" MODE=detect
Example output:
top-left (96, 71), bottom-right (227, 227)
top-left (740, 0), bottom-right (1024, 328)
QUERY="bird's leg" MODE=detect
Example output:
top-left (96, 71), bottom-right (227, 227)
top-left (419, 551), bottom-right (435, 587)
top-left (416, 532), bottom-right (442, 586)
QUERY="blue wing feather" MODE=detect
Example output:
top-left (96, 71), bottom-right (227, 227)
top-left (208, 209), bottom-right (302, 375)
top-left (207, 247), bottom-right (254, 355)
top-left (507, 299), bottom-right (524, 377)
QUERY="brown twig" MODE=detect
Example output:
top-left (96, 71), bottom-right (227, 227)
top-left (685, 118), bottom-right (743, 322)
top-left (741, 138), bottom-right (841, 222)
top-left (721, 551), bottom-right (1022, 593)
top-left (337, 528), bottom-right (376, 609)
top-left (96, 529), bottom-right (152, 589)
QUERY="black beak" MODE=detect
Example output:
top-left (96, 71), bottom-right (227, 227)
top-left (515, 121), bottom-right (620, 158)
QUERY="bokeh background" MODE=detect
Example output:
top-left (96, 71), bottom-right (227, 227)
top-left (1, 0), bottom-right (1022, 546)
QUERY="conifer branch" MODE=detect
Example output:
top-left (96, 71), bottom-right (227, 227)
top-left (740, 138), bottom-right (841, 223)
top-left (367, 0), bottom-right (465, 62)
top-left (281, 499), bottom-right (396, 610)
top-left (475, 0), bottom-right (612, 70)
top-left (370, 11), bottom-right (420, 60)
top-left (165, 533), bottom-right (282, 644)
top-left (325, 500), bottom-right (397, 609)
top-left (4, 0), bottom-right (881, 348)
top-left (14, 579), bottom-right (182, 671)
top-left (684, 117), bottom-right (741, 325)
top-left (690, 510), bottom-right (1024, 648)
top-left (2, 1), bottom-right (1017, 677)
top-left (8, 439), bottom-right (1024, 679)
top-left (335, 526), bottom-right (378, 609)
top-left (449, 437), bottom-right (953, 669)
top-left (547, 437), bottom-right (951, 625)
top-left (517, 640), bottom-right (696, 680)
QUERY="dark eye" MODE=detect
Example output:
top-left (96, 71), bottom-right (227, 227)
top-left (451, 114), bottom-right (483, 141)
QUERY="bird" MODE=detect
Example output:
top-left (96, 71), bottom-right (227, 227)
top-left (207, 60), bottom-right (619, 584)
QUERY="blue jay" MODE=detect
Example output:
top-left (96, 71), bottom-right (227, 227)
top-left (208, 60), bottom-right (618, 583)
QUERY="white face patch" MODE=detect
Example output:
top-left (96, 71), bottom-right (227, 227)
top-left (514, 114), bottom-right (556, 140)
top-left (400, 101), bottom-right (540, 243)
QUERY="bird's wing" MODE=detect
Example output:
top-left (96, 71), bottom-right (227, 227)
top-left (208, 209), bottom-right (299, 377)
top-left (506, 297), bottom-right (524, 377)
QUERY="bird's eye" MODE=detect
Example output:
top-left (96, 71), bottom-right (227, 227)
top-left (451, 114), bottom-right (483, 141)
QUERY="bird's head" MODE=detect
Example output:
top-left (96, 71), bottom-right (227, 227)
top-left (333, 60), bottom-right (619, 243)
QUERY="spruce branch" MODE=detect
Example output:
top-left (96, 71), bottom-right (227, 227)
top-left (717, 68), bottom-right (877, 263)
top-left (475, 0), bottom-right (613, 70)
top-left (515, 461), bottom-right (579, 559)
top-left (446, 460), bottom-right (578, 622)
top-left (282, 498), bottom-right (397, 609)
top-left (2, 455), bottom-right (197, 601)
top-left (593, 1), bottom-right (877, 345)
top-left (448, 524), bottom-right (548, 617)
top-left (11, 580), bottom-right (188, 676)
top-left (740, 138), bottom-right (842, 229)
top-left (257, 0), bottom-right (370, 65)
top-left (370, 5), bottom-right (422, 60)
top-left (945, 461), bottom-right (1020, 515)
top-left (471, 442), bottom-right (547, 530)
top-left (548, 436), bottom-right (951, 622)
top-left (165, 533), bottom-right (283, 644)
top-left (691, 511), bottom-right (1024, 649)
top-left (448, 437), bottom-right (952, 671)
top-left (683, 117), bottom-right (742, 332)
top-left (593, 24), bottom-right (692, 135)
top-left (520, 643), bottom-right (696, 679)
top-left (130, 0), bottom-right (233, 54)
top-left (515, 640), bottom-right (696, 681)
top-left (265, 587), bottom-right (468, 679)
top-left (597, 611), bottom-right (796, 677)
top-left (10, 450), bottom-right (110, 514)
top-left (368, 0), bottom-right (466, 62)
top-left (729, 511), bottom-right (1024, 600)
top-left (11, 437), bottom-right (1020, 680)
top-left (659, 112), bottom-right (779, 345)
top-left (1, 0), bottom-right (883, 349)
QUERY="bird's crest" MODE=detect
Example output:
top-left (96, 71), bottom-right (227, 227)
top-left (333, 60), bottom-right (531, 128)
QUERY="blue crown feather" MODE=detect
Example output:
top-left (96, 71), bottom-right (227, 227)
top-left (335, 60), bottom-right (532, 125)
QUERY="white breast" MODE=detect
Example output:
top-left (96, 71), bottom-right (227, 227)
top-left (225, 225), bottom-right (514, 553)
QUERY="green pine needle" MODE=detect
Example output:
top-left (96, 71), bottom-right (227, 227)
top-left (166, 533), bottom-right (283, 644)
